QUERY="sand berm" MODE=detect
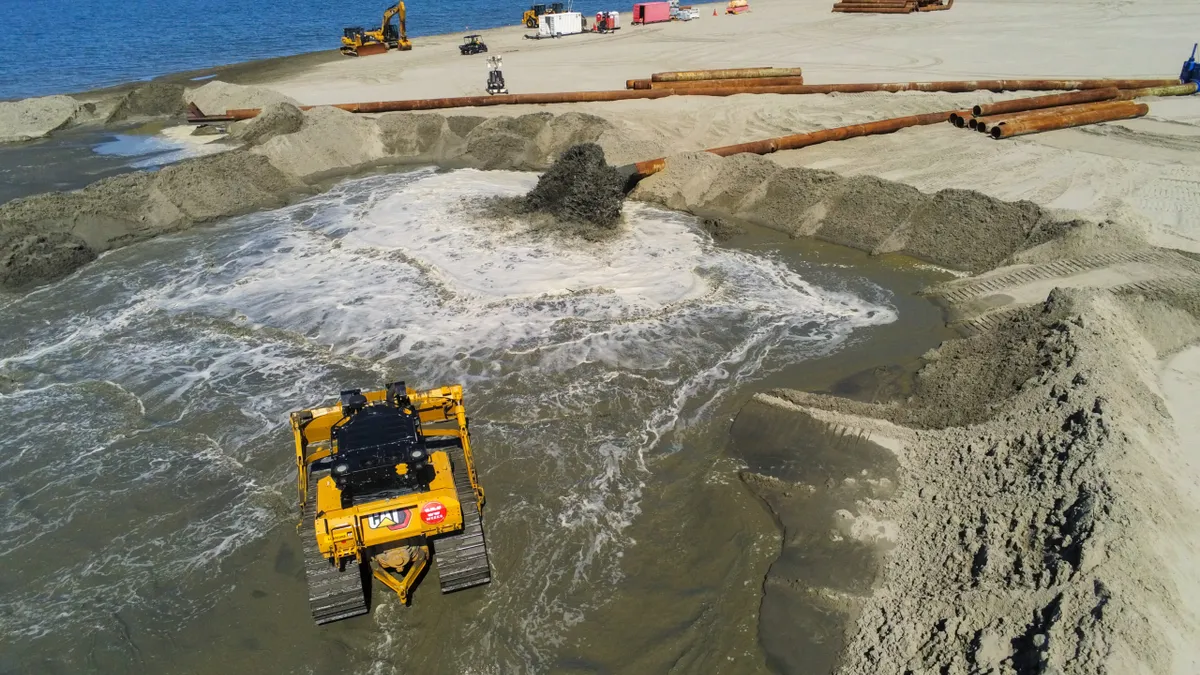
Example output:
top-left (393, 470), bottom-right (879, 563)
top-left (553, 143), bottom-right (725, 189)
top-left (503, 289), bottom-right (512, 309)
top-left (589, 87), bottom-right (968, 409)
top-left (2, 81), bottom-right (1090, 289)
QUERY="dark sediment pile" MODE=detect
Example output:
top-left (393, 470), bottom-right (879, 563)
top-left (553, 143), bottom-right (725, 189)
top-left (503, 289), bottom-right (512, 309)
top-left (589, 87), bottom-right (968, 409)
top-left (522, 143), bottom-right (625, 227)
top-left (482, 143), bottom-right (627, 240)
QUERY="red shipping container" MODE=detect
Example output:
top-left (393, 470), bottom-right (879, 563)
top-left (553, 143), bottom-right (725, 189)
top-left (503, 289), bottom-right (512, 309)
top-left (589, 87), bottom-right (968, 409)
top-left (631, 2), bottom-right (671, 24)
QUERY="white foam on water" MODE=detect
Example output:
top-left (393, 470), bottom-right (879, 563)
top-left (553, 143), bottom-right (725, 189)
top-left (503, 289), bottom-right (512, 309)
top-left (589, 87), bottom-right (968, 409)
top-left (91, 132), bottom-right (228, 169)
top-left (0, 168), bottom-right (895, 668)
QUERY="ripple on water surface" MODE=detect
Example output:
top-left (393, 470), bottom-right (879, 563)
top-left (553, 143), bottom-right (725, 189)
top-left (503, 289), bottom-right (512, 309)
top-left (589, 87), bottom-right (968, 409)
top-left (0, 168), bottom-right (895, 672)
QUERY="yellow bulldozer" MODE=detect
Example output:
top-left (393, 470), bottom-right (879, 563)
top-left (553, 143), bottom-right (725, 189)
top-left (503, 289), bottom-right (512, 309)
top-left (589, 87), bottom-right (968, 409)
top-left (341, 1), bottom-right (412, 57)
top-left (522, 2), bottom-right (565, 28)
top-left (291, 382), bottom-right (491, 624)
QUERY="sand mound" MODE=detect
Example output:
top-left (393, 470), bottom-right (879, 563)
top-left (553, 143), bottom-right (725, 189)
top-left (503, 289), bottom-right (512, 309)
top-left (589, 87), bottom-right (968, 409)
top-left (0, 95), bottom-right (84, 144)
top-left (0, 151), bottom-right (304, 288)
top-left (632, 152), bottom-right (1083, 273)
top-left (460, 112), bottom-right (615, 170)
top-left (184, 81), bottom-right (299, 116)
top-left (106, 83), bottom-right (187, 122)
top-left (228, 102), bottom-right (304, 145)
top-left (769, 288), bottom-right (1200, 674)
top-left (252, 106), bottom-right (386, 179)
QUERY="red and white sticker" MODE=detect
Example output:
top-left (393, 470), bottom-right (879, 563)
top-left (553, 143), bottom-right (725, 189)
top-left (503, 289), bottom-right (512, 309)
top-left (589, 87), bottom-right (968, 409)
top-left (420, 501), bottom-right (447, 524)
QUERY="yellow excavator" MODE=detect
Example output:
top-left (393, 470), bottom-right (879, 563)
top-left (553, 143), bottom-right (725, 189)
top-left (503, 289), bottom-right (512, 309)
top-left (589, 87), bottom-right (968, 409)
top-left (341, 2), bottom-right (412, 57)
top-left (522, 2), bottom-right (565, 28)
top-left (292, 382), bottom-right (492, 624)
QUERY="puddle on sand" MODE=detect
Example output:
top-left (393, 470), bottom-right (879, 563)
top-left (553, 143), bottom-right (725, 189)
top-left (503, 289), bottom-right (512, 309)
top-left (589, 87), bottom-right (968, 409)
top-left (732, 398), bottom-right (901, 675)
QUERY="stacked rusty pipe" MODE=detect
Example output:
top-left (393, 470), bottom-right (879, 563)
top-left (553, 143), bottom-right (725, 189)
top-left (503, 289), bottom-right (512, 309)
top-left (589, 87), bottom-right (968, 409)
top-left (943, 83), bottom-right (1200, 140)
top-left (831, 0), bottom-right (950, 14)
top-left (832, 1), bottom-right (916, 14)
top-left (625, 67), bottom-right (803, 90)
top-left (991, 102), bottom-right (1148, 138)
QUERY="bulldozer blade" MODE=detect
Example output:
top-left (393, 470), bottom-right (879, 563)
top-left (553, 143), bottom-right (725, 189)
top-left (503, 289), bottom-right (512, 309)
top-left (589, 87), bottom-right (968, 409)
top-left (353, 42), bottom-right (389, 57)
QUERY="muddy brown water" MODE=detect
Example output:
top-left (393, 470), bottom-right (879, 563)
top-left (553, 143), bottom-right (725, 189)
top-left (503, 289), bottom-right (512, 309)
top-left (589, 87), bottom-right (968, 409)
top-left (0, 168), bottom-right (953, 675)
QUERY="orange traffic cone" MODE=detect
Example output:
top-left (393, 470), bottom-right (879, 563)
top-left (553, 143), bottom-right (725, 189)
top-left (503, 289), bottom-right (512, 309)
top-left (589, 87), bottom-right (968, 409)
top-left (713, 8), bottom-right (717, 15)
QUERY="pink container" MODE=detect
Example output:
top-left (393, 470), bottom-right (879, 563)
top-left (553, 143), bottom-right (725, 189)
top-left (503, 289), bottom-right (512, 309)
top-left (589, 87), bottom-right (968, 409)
top-left (631, 2), bottom-right (671, 24)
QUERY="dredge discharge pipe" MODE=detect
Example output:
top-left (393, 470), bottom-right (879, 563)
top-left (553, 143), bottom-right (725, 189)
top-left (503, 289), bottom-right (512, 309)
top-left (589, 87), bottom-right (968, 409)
top-left (833, 5), bottom-right (917, 13)
top-left (1116, 82), bottom-right (1199, 99)
top-left (646, 76), bottom-right (807, 89)
top-left (629, 108), bottom-right (960, 179)
top-left (972, 100), bottom-right (1134, 133)
top-left (209, 80), bottom-right (1180, 120)
top-left (650, 67), bottom-right (804, 82)
top-left (990, 102), bottom-right (1149, 139)
top-left (971, 87), bottom-right (1119, 117)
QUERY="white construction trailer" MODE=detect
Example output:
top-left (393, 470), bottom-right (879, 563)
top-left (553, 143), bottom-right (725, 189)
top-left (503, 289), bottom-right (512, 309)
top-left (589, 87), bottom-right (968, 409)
top-left (538, 11), bottom-right (584, 37)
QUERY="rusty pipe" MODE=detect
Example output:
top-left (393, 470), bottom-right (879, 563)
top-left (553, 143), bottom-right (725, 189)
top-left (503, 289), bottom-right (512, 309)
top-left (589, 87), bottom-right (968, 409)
top-left (212, 80), bottom-right (1181, 120)
top-left (694, 79), bottom-right (1176, 95)
top-left (630, 108), bottom-right (957, 178)
top-left (648, 76), bottom-right (806, 89)
top-left (990, 102), bottom-right (1149, 139)
top-left (1116, 82), bottom-right (1199, 99)
top-left (948, 110), bottom-right (974, 127)
top-left (971, 87), bottom-right (1119, 117)
top-left (971, 100), bottom-right (1133, 133)
top-left (833, 6), bottom-right (916, 12)
top-left (650, 67), bottom-right (803, 82)
top-left (632, 77), bottom-right (1159, 93)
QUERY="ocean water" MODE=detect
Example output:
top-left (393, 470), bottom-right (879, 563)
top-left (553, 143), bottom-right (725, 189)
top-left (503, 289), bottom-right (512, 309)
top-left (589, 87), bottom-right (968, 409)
top-left (0, 0), bottom-right (610, 100)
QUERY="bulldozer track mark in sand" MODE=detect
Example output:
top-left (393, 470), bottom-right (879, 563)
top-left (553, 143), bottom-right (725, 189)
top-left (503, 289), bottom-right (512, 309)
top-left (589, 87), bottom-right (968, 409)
top-left (433, 443), bottom-right (493, 593)
top-left (952, 305), bottom-right (1026, 336)
top-left (303, 469), bottom-right (370, 624)
top-left (925, 249), bottom-right (1193, 303)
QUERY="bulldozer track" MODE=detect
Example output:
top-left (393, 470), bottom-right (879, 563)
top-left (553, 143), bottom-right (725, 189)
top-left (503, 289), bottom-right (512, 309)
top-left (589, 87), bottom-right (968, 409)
top-left (951, 305), bottom-right (1029, 336)
top-left (1111, 275), bottom-right (1200, 296)
top-left (949, 272), bottom-right (1200, 336)
top-left (302, 469), bottom-right (370, 625)
top-left (927, 249), bottom-right (1195, 304)
top-left (434, 444), bottom-right (492, 594)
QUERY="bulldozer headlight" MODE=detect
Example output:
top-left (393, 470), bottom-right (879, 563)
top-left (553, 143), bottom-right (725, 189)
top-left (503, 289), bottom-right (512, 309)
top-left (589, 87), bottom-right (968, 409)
top-left (410, 449), bottom-right (424, 461)
top-left (334, 462), bottom-right (350, 475)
